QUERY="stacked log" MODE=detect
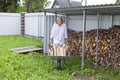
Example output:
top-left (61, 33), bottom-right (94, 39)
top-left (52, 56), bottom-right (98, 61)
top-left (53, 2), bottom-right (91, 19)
top-left (67, 25), bottom-right (120, 69)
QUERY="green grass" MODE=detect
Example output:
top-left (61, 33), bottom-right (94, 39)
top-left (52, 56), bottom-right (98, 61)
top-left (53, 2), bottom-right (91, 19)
top-left (0, 35), bottom-right (43, 49)
top-left (0, 35), bottom-right (119, 80)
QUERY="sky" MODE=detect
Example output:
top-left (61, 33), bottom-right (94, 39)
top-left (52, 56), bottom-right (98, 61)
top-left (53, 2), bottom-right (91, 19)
top-left (73, 0), bottom-right (116, 5)
top-left (47, 0), bottom-right (116, 8)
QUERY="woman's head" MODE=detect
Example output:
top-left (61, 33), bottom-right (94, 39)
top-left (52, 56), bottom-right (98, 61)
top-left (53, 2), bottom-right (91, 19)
top-left (56, 16), bottom-right (63, 26)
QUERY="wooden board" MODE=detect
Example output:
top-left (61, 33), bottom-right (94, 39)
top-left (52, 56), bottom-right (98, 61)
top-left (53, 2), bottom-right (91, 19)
top-left (10, 46), bottom-right (43, 53)
top-left (49, 45), bottom-right (66, 56)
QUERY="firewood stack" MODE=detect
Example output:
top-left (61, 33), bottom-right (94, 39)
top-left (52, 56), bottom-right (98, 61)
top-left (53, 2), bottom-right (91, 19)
top-left (67, 25), bottom-right (120, 69)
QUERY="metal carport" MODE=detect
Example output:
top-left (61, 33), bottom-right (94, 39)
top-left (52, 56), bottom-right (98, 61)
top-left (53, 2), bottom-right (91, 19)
top-left (43, 4), bottom-right (120, 69)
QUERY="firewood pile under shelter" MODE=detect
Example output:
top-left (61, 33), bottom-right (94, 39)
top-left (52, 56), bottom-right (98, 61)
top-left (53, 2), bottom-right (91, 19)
top-left (43, 4), bottom-right (120, 69)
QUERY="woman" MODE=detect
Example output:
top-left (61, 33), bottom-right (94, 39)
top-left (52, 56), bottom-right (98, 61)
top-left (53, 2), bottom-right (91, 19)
top-left (50, 16), bottom-right (67, 69)
top-left (50, 16), bottom-right (67, 46)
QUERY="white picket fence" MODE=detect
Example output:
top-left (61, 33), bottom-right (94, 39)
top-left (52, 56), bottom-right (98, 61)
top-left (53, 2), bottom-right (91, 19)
top-left (25, 12), bottom-right (56, 40)
top-left (0, 13), bottom-right (21, 35)
top-left (0, 12), bottom-right (120, 38)
top-left (0, 12), bottom-right (56, 41)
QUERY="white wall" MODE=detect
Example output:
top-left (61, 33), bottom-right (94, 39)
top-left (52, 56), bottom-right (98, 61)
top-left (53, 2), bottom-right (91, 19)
top-left (100, 15), bottom-right (112, 29)
top-left (25, 13), bottom-right (55, 40)
top-left (68, 15), bottom-right (120, 31)
top-left (113, 15), bottom-right (120, 25)
top-left (0, 13), bottom-right (119, 37)
top-left (25, 13), bottom-right (40, 37)
top-left (68, 15), bottom-right (98, 31)
top-left (0, 13), bottom-right (20, 35)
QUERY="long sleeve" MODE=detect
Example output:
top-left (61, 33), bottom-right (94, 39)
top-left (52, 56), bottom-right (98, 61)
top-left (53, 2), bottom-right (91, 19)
top-left (50, 23), bottom-right (67, 45)
top-left (57, 23), bottom-right (67, 45)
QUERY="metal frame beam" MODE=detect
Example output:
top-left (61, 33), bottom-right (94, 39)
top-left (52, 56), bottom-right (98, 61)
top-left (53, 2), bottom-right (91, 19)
top-left (81, 9), bottom-right (86, 69)
top-left (95, 12), bottom-right (100, 68)
top-left (66, 15), bottom-right (69, 29)
top-left (110, 15), bottom-right (113, 27)
top-left (44, 4), bottom-right (120, 15)
top-left (44, 12), bottom-right (47, 53)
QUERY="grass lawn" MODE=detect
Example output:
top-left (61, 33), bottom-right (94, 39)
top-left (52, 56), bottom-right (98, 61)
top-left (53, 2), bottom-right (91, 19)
top-left (0, 35), bottom-right (119, 80)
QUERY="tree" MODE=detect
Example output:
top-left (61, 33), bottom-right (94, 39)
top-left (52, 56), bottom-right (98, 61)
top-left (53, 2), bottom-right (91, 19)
top-left (23, 0), bottom-right (50, 13)
top-left (0, 0), bottom-right (19, 12)
top-left (28, 0), bottom-right (50, 12)
top-left (0, 0), bottom-right (50, 12)
top-left (116, 0), bottom-right (120, 4)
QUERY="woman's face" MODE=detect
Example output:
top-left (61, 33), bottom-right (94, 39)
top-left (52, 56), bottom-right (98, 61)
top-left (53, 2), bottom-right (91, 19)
top-left (56, 17), bottom-right (62, 26)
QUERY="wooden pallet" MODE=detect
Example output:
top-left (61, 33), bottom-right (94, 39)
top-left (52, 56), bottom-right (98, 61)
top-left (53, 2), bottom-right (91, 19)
top-left (10, 46), bottom-right (43, 53)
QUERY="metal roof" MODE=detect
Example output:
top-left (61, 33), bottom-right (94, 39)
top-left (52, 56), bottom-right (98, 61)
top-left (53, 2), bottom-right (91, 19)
top-left (43, 4), bottom-right (120, 15)
top-left (52, 0), bottom-right (81, 8)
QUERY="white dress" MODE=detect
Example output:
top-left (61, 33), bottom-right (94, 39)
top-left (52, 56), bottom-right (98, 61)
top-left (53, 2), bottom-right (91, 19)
top-left (50, 23), bottom-right (67, 45)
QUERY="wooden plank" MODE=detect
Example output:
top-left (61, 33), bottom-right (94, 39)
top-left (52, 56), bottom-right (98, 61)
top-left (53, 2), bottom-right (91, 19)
top-left (10, 46), bottom-right (43, 53)
top-left (11, 46), bottom-right (36, 51)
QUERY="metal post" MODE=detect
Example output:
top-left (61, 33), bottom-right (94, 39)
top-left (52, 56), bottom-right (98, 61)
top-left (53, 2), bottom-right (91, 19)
top-left (48, 14), bottom-right (49, 39)
top-left (44, 12), bottom-right (47, 53)
top-left (55, 13), bottom-right (57, 19)
top-left (95, 12), bottom-right (100, 68)
top-left (48, 14), bottom-right (51, 44)
top-left (49, 16), bottom-right (52, 39)
top-left (110, 15), bottom-right (113, 27)
top-left (50, 15), bottom-right (55, 38)
top-left (85, 0), bottom-right (87, 6)
top-left (66, 15), bottom-right (69, 29)
top-left (81, 9), bottom-right (86, 69)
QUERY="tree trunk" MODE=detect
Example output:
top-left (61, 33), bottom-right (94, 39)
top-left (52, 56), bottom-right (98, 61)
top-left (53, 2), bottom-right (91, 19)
top-left (27, 0), bottom-right (33, 13)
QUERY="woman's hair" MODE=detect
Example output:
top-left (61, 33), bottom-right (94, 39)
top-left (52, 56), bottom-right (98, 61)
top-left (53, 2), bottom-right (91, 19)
top-left (56, 16), bottom-right (64, 24)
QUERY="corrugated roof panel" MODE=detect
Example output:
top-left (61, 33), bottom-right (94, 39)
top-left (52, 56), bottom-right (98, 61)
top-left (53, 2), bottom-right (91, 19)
top-left (53, 0), bottom-right (81, 8)
top-left (43, 4), bottom-right (120, 15)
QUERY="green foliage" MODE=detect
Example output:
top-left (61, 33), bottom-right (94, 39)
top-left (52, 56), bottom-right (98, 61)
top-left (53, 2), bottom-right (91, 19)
top-left (0, 35), bottom-right (43, 49)
top-left (16, 6), bottom-right (27, 12)
top-left (17, 0), bottom-right (50, 12)
top-left (0, 36), bottom-right (119, 80)
top-left (0, 0), bottom-right (50, 12)
top-left (116, 0), bottom-right (120, 4)
top-left (0, 0), bottom-right (19, 12)
top-left (30, 0), bottom-right (48, 12)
